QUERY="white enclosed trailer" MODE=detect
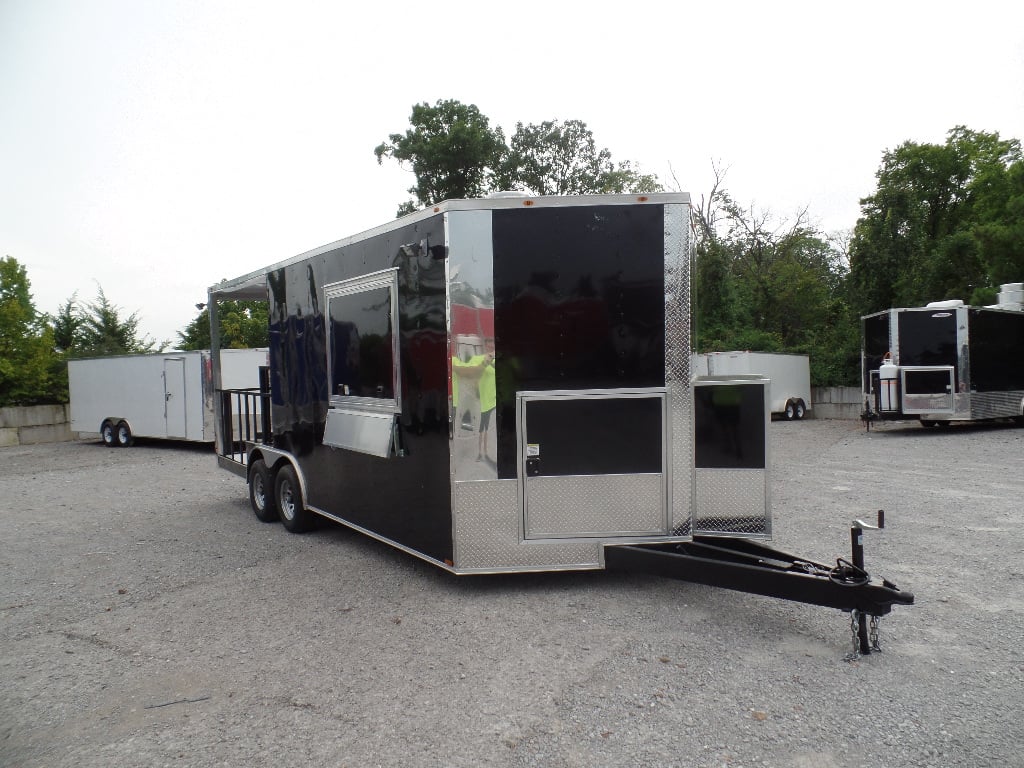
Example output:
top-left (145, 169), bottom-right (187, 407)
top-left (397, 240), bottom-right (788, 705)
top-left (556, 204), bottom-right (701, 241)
top-left (69, 349), bottom-right (268, 446)
top-left (696, 351), bottom-right (812, 419)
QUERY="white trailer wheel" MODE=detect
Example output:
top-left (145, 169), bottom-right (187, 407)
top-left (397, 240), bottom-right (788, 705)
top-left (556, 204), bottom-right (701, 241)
top-left (794, 399), bottom-right (806, 420)
top-left (115, 421), bottom-right (134, 447)
top-left (784, 401), bottom-right (796, 420)
top-left (101, 420), bottom-right (117, 447)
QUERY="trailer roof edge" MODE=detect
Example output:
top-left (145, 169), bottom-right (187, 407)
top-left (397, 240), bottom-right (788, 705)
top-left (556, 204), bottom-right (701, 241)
top-left (208, 192), bottom-right (692, 298)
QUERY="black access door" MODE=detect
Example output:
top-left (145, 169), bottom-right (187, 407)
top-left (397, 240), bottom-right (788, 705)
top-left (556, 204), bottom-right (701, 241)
top-left (519, 391), bottom-right (667, 539)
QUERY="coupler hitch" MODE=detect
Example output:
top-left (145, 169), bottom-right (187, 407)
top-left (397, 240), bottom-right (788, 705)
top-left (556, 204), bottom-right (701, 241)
top-left (604, 510), bottom-right (913, 657)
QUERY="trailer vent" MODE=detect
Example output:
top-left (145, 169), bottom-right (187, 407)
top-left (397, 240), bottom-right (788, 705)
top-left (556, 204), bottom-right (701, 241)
top-left (997, 282), bottom-right (1024, 311)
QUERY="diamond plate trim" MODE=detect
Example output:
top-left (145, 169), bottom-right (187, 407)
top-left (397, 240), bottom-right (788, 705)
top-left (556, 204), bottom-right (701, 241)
top-left (970, 390), bottom-right (1024, 420)
top-left (525, 474), bottom-right (665, 537)
top-left (693, 468), bottom-right (769, 536)
top-left (452, 480), bottom-right (601, 571)
top-left (664, 203), bottom-right (693, 533)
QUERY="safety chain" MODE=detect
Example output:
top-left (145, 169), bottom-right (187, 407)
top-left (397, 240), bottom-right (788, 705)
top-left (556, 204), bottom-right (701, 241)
top-left (844, 609), bottom-right (861, 662)
top-left (844, 610), bottom-right (883, 662)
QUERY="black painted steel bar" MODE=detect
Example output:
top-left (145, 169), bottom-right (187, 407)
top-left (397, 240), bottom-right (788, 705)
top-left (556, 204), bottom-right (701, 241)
top-left (604, 539), bottom-right (914, 617)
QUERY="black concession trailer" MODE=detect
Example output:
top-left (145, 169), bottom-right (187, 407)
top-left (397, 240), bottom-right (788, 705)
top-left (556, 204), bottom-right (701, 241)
top-left (209, 193), bottom-right (911, 655)
top-left (862, 284), bottom-right (1024, 428)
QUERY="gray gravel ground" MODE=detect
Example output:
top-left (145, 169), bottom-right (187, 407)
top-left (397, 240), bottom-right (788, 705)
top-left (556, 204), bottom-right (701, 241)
top-left (1, 418), bottom-right (1022, 768)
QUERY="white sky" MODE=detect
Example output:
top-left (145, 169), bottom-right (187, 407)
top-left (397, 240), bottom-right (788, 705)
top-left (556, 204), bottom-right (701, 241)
top-left (2, 0), bottom-right (1022, 344)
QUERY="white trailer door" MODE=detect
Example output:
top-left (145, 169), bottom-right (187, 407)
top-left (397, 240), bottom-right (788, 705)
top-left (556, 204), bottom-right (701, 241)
top-left (164, 358), bottom-right (187, 438)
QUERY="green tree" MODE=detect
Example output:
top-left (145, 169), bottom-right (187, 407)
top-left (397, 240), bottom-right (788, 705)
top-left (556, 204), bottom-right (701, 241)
top-left (0, 256), bottom-right (56, 406)
top-left (77, 286), bottom-right (159, 357)
top-left (375, 101), bottom-right (661, 215)
top-left (690, 167), bottom-right (856, 385)
top-left (375, 100), bottom-right (507, 216)
top-left (848, 126), bottom-right (1022, 316)
top-left (498, 119), bottom-right (661, 195)
top-left (970, 157), bottom-right (1024, 293)
top-left (177, 300), bottom-right (269, 350)
top-left (51, 294), bottom-right (82, 354)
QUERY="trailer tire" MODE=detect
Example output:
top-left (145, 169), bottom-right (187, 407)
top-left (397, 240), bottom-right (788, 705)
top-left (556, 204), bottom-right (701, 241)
top-left (275, 464), bottom-right (315, 533)
top-left (794, 399), bottom-right (806, 420)
top-left (115, 421), bottom-right (134, 447)
top-left (248, 459), bottom-right (278, 523)
top-left (784, 400), bottom-right (797, 420)
top-left (101, 420), bottom-right (117, 447)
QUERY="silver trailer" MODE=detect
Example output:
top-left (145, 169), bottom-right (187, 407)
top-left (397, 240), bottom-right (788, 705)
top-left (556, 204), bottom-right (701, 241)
top-left (695, 351), bottom-right (812, 420)
top-left (69, 348), bottom-right (268, 446)
top-left (862, 283), bottom-right (1024, 428)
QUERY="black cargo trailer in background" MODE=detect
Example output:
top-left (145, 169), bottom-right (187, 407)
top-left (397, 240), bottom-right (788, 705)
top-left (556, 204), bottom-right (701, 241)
top-left (207, 193), bottom-right (911, 648)
top-left (862, 285), bottom-right (1024, 427)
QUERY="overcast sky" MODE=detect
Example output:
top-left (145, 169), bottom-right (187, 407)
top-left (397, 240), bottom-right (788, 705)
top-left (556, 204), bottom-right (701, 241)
top-left (2, 0), bottom-right (1023, 344)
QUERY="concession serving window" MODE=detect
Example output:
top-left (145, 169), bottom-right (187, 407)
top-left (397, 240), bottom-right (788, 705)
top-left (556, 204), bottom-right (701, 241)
top-left (324, 268), bottom-right (401, 411)
top-left (323, 269), bottom-right (401, 457)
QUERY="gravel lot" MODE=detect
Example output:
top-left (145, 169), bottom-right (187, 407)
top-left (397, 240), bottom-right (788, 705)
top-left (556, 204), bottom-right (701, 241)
top-left (2, 418), bottom-right (1022, 768)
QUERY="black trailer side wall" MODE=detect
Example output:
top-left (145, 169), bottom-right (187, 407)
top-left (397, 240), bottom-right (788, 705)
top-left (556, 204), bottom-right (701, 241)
top-left (862, 312), bottom-right (891, 393)
top-left (267, 214), bottom-right (453, 562)
top-left (969, 308), bottom-right (1024, 391)
top-left (491, 204), bottom-right (666, 479)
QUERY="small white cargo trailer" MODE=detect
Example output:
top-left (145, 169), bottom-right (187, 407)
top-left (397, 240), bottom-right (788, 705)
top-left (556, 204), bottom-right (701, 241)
top-left (69, 349), bottom-right (268, 446)
top-left (696, 352), bottom-right (812, 419)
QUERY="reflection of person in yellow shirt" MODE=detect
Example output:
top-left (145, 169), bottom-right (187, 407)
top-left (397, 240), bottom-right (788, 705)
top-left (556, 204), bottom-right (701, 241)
top-left (476, 342), bottom-right (496, 462)
top-left (450, 340), bottom-right (497, 460)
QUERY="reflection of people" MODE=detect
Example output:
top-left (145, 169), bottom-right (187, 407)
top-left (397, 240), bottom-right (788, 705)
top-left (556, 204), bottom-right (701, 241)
top-left (450, 339), bottom-right (497, 459)
top-left (451, 351), bottom-right (479, 431)
top-left (477, 341), bottom-right (496, 461)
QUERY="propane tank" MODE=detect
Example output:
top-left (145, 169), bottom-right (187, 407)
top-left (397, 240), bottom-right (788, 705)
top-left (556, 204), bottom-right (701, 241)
top-left (879, 358), bottom-right (899, 412)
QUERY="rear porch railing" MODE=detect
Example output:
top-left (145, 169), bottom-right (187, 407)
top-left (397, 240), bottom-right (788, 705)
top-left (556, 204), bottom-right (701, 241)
top-left (217, 387), bottom-right (271, 465)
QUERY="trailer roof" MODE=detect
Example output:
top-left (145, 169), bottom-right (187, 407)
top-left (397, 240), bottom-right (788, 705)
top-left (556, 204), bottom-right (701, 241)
top-left (860, 304), bottom-right (1024, 320)
top-left (208, 192), bottom-right (691, 299)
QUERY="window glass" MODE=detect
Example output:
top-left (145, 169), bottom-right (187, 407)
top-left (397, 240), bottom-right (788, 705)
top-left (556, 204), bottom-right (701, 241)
top-left (328, 284), bottom-right (394, 400)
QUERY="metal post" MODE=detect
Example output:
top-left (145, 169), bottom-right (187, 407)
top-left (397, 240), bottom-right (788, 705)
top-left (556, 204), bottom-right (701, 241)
top-left (850, 524), bottom-right (870, 654)
top-left (259, 366), bottom-right (271, 444)
top-left (220, 391), bottom-right (234, 458)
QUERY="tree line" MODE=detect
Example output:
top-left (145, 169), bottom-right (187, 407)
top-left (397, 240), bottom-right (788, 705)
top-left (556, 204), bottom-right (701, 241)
top-left (0, 258), bottom-right (268, 407)
top-left (374, 103), bottom-right (1023, 387)
top-left (3, 100), bottom-right (1021, 406)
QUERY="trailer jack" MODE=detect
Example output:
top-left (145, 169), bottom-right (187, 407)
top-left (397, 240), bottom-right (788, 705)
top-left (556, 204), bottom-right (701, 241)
top-left (604, 511), bottom-right (913, 659)
top-left (861, 398), bottom-right (877, 431)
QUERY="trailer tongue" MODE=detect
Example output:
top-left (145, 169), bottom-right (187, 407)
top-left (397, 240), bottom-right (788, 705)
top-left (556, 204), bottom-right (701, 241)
top-left (605, 512), bottom-right (914, 658)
